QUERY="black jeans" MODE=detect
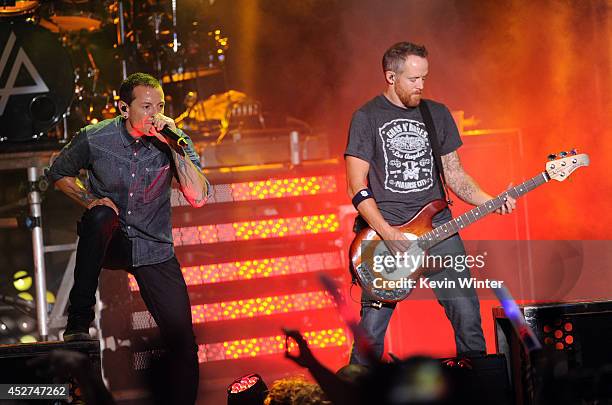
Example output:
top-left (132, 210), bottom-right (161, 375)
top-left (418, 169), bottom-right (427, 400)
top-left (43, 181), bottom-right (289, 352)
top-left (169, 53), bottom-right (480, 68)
top-left (68, 205), bottom-right (199, 404)
top-left (349, 224), bottom-right (486, 365)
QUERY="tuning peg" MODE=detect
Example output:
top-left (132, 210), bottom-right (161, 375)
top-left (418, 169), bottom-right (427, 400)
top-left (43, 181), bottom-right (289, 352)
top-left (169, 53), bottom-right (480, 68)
top-left (559, 151), bottom-right (568, 157)
top-left (547, 153), bottom-right (557, 161)
top-left (570, 148), bottom-right (578, 155)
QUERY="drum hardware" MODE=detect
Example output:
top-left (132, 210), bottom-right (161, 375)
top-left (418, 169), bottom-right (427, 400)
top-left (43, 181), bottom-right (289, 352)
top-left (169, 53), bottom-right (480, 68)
top-left (116, 0), bottom-right (127, 79)
top-left (27, 166), bottom-right (49, 339)
top-left (171, 0), bottom-right (178, 53)
top-left (62, 112), bottom-right (68, 142)
top-left (56, 16), bottom-right (116, 131)
top-left (71, 48), bottom-right (101, 99)
top-left (161, 67), bottom-right (223, 84)
top-left (133, 6), bottom-right (175, 79)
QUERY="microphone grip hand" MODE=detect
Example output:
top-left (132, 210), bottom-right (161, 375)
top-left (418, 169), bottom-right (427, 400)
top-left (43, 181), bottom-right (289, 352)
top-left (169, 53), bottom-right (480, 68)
top-left (160, 125), bottom-right (188, 147)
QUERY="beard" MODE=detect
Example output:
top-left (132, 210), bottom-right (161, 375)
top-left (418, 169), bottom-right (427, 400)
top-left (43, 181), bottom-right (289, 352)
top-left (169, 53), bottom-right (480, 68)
top-left (395, 84), bottom-right (422, 107)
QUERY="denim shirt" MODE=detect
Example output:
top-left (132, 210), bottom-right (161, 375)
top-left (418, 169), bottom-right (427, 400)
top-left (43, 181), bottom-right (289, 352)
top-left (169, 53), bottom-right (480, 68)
top-left (47, 117), bottom-right (207, 267)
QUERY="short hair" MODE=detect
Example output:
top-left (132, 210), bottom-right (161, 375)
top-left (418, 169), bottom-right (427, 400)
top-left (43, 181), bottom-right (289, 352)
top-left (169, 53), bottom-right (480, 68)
top-left (382, 42), bottom-right (428, 74)
top-left (263, 376), bottom-right (330, 405)
top-left (119, 73), bottom-right (162, 105)
top-left (336, 364), bottom-right (370, 384)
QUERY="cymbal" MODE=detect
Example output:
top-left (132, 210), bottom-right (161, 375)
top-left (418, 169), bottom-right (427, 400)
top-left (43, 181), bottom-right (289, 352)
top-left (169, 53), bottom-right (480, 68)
top-left (38, 15), bottom-right (102, 33)
top-left (0, 1), bottom-right (39, 17)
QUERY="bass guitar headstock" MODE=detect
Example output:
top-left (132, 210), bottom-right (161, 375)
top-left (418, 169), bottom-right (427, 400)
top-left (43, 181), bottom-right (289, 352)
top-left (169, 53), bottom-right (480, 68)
top-left (546, 149), bottom-right (589, 182)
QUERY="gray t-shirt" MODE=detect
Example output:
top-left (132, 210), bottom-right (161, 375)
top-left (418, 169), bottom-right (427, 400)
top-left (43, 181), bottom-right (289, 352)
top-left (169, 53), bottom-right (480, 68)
top-left (345, 95), bottom-right (462, 225)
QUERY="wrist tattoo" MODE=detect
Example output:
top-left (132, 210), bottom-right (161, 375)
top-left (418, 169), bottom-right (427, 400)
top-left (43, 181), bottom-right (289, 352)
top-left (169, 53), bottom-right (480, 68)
top-left (79, 190), bottom-right (96, 205)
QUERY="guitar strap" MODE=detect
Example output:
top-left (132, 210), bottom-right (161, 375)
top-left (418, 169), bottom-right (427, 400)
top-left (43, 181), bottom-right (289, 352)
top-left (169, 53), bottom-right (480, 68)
top-left (418, 100), bottom-right (453, 205)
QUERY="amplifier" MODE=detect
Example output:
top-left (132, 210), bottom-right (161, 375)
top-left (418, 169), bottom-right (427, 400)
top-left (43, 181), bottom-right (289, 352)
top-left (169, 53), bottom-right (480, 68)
top-left (493, 300), bottom-right (612, 404)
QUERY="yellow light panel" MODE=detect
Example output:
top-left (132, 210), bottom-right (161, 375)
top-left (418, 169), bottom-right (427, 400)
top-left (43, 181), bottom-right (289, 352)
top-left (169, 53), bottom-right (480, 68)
top-left (200, 328), bottom-right (348, 362)
top-left (172, 214), bottom-right (339, 246)
top-left (128, 251), bottom-right (343, 291)
top-left (131, 291), bottom-right (335, 330)
top-left (171, 175), bottom-right (338, 206)
top-left (133, 330), bottom-right (348, 367)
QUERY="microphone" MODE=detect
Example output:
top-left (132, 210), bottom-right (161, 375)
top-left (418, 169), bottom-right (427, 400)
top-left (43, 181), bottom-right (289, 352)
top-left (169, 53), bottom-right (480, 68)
top-left (160, 125), bottom-right (188, 147)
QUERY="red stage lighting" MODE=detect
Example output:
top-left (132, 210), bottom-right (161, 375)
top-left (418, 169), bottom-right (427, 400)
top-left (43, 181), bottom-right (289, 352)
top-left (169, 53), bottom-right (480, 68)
top-left (227, 373), bottom-right (268, 405)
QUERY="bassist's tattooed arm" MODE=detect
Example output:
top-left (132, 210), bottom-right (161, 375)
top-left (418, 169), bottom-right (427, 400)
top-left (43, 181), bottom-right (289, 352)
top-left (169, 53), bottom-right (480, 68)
top-left (441, 151), bottom-right (488, 205)
top-left (442, 151), bottom-right (515, 214)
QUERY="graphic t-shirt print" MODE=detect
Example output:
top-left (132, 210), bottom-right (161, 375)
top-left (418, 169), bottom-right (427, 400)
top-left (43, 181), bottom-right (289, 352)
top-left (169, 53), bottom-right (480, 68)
top-left (378, 118), bottom-right (434, 193)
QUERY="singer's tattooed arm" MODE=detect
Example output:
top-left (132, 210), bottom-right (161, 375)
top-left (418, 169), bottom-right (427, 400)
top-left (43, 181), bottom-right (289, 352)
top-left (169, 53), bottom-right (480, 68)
top-left (168, 146), bottom-right (209, 208)
top-left (149, 114), bottom-right (210, 208)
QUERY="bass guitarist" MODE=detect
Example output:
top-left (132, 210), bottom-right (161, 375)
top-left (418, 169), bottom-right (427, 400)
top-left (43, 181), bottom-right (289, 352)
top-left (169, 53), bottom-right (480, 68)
top-left (345, 41), bottom-right (516, 365)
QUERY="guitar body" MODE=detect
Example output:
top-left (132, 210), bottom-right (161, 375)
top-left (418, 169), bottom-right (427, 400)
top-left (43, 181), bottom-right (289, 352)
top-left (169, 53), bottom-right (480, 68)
top-left (349, 199), bottom-right (447, 303)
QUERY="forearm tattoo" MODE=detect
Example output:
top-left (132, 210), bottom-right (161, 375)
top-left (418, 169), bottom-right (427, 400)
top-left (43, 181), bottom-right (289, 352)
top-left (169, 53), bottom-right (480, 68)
top-left (73, 178), bottom-right (96, 205)
top-left (57, 177), bottom-right (97, 209)
top-left (171, 148), bottom-right (208, 207)
top-left (78, 189), bottom-right (97, 205)
top-left (176, 152), bottom-right (187, 171)
top-left (442, 151), bottom-right (481, 204)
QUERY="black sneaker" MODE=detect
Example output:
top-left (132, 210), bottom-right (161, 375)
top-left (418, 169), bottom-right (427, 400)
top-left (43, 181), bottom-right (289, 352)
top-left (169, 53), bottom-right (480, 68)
top-left (63, 323), bottom-right (94, 342)
top-left (63, 329), bottom-right (93, 342)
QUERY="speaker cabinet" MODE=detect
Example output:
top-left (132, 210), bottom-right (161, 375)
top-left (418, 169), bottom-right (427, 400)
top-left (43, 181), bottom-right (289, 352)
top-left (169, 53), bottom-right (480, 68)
top-left (493, 300), bottom-right (612, 404)
top-left (442, 354), bottom-right (513, 405)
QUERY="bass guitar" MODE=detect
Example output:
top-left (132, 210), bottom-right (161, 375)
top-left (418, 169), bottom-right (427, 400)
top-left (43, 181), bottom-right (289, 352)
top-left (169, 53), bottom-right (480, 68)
top-left (349, 151), bottom-right (589, 303)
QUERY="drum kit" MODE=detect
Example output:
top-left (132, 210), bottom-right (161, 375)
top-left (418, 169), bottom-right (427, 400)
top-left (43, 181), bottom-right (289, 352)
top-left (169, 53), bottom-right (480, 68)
top-left (0, 0), bottom-right (228, 146)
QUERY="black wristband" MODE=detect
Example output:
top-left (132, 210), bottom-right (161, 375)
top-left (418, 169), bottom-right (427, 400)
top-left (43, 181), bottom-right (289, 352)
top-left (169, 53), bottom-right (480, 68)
top-left (352, 188), bottom-right (374, 210)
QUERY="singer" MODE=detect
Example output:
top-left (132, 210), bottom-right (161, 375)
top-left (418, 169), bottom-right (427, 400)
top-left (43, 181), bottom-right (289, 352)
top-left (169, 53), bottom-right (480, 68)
top-left (46, 72), bottom-right (209, 404)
